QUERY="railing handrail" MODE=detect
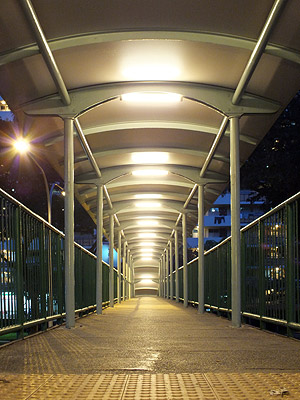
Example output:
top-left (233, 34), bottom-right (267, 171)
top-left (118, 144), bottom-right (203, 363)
top-left (0, 187), bottom-right (98, 260)
top-left (204, 190), bottom-right (300, 256)
top-left (241, 190), bottom-right (300, 232)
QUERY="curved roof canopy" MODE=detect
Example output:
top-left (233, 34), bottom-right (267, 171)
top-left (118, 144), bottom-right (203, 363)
top-left (1, 0), bottom-right (300, 293)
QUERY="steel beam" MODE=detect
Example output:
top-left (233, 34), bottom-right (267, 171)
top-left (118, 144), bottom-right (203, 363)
top-left (182, 213), bottom-right (188, 307)
top-left (170, 239), bottom-right (174, 300)
top-left (19, 0), bottom-right (70, 105)
top-left (126, 248), bottom-right (130, 299)
top-left (75, 165), bottom-right (228, 186)
top-left (47, 121), bottom-right (255, 147)
top-left (109, 214), bottom-right (114, 307)
top-left (166, 246), bottom-right (169, 299)
top-left (130, 256), bottom-right (134, 298)
top-left (64, 118), bottom-right (75, 328)
top-left (96, 185), bottom-right (103, 314)
top-left (175, 229), bottom-right (179, 302)
top-left (159, 259), bottom-right (162, 297)
top-left (117, 231), bottom-right (122, 303)
top-left (232, 0), bottom-right (288, 105)
top-left (3, 30), bottom-right (300, 68)
top-left (198, 185), bottom-right (205, 313)
top-left (122, 241), bottom-right (127, 301)
top-left (22, 82), bottom-right (280, 118)
top-left (230, 117), bottom-right (241, 327)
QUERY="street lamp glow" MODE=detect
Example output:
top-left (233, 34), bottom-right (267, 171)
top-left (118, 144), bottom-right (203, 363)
top-left (135, 201), bottom-right (161, 208)
top-left (131, 152), bottom-right (169, 164)
top-left (132, 169), bottom-right (168, 177)
top-left (135, 193), bottom-right (162, 199)
top-left (121, 92), bottom-right (182, 103)
top-left (13, 138), bottom-right (30, 154)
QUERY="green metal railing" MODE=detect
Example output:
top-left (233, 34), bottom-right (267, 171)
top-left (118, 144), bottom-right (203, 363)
top-left (172, 191), bottom-right (300, 336)
top-left (0, 188), bottom-right (122, 339)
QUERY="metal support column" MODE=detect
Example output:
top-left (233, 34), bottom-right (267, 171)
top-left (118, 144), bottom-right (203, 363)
top-left (158, 259), bottom-right (162, 297)
top-left (128, 255), bottom-right (131, 299)
top-left (130, 256), bottom-right (134, 298)
top-left (166, 246), bottom-right (169, 299)
top-left (96, 185), bottom-right (103, 314)
top-left (170, 240), bottom-right (174, 300)
top-left (117, 231), bottom-right (122, 303)
top-left (126, 248), bottom-right (130, 299)
top-left (175, 229), bottom-right (179, 302)
top-left (64, 118), bottom-right (75, 328)
top-left (109, 214), bottom-right (114, 307)
top-left (122, 241), bottom-right (127, 300)
top-left (182, 213), bottom-right (188, 307)
top-left (163, 251), bottom-right (166, 298)
top-left (230, 116), bottom-right (241, 327)
top-left (198, 185), bottom-right (205, 313)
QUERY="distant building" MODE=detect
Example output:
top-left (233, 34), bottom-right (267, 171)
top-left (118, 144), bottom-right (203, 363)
top-left (74, 232), bottom-right (96, 250)
top-left (192, 190), bottom-right (266, 245)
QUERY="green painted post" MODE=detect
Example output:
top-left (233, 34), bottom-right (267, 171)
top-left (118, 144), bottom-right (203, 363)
top-left (241, 231), bottom-right (246, 322)
top-left (77, 249), bottom-right (83, 310)
top-left (286, 203), bottom-right (296, 337)
top-left (216, 249), bottom-right (220, 316)
top-left (39, 223), bottom-right (47, 329)
top-left (259, 220), bottom-right (266, 330)
top-left (14, 206), bottom-right (24, 339)
top-left (56, 235), bottom-right (63, 321)
top-left (227, 241), bottom-right (231, 320)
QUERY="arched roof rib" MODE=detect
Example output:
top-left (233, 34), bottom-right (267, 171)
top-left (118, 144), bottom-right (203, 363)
top-left (0, 0), bottom-right (300, 292)
top-left (2, 30), bottom-right (300, 68)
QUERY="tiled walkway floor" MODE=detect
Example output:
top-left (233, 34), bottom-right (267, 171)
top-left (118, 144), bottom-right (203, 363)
top-left (1, 297), bottom-right (300, 398)
top-left (1, 372), bottom-right (300, 399)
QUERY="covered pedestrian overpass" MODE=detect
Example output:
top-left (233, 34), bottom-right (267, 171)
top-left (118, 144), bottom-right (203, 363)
top-left (0, 0), bottom-right (300, 334)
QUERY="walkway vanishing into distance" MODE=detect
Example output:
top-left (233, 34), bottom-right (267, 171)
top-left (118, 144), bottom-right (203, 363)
top-left (1, 297), bottom-right (300, 399)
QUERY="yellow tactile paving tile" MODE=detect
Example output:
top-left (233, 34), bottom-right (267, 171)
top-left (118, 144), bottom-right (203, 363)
top-left (204, 372), bottom-right (300, 399)
top-left (28, 374), bottom-right (127, 400)
top-left (122, 373), bottom-right (217, 400)
top-left (1, 373), bottom-right (300, 399)
top-left (0, 374), bottom-right (53, 399)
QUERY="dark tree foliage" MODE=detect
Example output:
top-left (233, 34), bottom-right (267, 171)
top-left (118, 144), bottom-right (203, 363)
top-left (241, 92), bottom-right (300, 207)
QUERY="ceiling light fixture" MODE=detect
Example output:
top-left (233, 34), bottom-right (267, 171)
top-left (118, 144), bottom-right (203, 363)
top-left (138, 233), bottom-right (157, 238)
top-left (139, 242), bottom-right (156, 247)
top-left (140, 279), bottom-right (153, 285)
top-left (121, 92), bottom-right (182, 103)
top-left (137, 220), bottom-right (159, 226)
top-left (135, 194), bottom-right (162, 199)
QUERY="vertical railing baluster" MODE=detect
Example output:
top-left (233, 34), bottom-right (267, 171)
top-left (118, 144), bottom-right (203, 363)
top-left (15, 206), bottom-right (24, 338)
top-left (287, 203), bottom-right (295, 337)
